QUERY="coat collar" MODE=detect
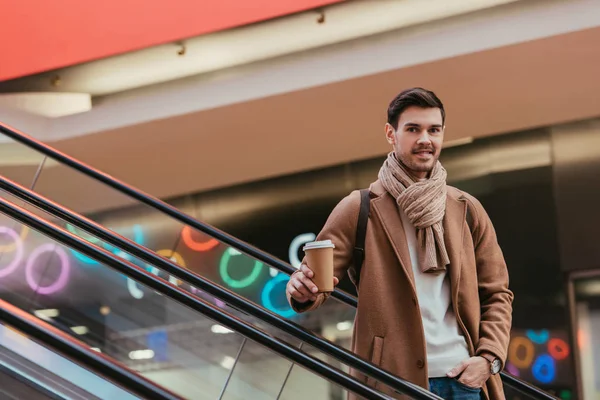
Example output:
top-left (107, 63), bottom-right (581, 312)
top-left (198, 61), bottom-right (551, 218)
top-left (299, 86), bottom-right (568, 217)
top-left (443, 186), bottom-right (468, 302)
top-left (369, 181), bottom-right (415, 286)
top-left (369, 180), bottom-right (467, 298)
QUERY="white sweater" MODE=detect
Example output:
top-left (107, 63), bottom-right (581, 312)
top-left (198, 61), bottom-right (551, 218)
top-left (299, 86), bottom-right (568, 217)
top-left (398, 208), bottom-right (470, 378)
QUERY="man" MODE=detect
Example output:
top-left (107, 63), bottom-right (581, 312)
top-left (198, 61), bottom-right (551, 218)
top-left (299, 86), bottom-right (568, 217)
top-left (286, 88), bottom-right (513, 400)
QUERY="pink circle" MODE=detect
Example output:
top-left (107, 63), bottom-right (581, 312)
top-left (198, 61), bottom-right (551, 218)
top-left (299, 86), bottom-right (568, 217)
top-left (0, 227), bottom-right (24, 278)
top-left (215, 299), bottom-right (226, 309)
top-left (26, 244), bottom-right (70, 295)
top-left (505, 362), bottom-right (520, 377)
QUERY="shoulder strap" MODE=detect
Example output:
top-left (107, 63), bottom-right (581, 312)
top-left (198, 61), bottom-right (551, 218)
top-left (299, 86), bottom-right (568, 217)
top-left (465, 199), bottom-right (475, 235)
top-left (351, 189), bottom-right (371, 289)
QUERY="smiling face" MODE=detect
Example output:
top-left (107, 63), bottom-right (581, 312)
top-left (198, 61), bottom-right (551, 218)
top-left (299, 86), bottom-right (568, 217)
top-left (385, 106), bottom-right (445, 179)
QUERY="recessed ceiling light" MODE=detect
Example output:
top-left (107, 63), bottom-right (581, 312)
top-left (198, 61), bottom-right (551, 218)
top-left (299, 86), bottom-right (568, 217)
top-left (129, 349), bottom-right (155, 360)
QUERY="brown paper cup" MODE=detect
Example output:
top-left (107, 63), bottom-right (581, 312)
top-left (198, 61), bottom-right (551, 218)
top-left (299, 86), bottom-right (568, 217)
top-left (303, 240), bottom-right (335, 293)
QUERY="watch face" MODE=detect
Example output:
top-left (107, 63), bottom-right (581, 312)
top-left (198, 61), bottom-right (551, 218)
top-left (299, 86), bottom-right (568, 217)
top-left (492, 359), bottom-right (502, 374)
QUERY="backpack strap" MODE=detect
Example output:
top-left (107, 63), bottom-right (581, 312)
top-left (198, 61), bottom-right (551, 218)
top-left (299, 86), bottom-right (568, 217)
top-left (465, 198), bottom-right (475, 235)
top-left (350, 189), bottom-right (371, 289)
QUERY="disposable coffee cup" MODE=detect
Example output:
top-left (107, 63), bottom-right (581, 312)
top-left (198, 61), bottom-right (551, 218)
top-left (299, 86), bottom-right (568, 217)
top-left (302, 240), bottom-right (335, 293)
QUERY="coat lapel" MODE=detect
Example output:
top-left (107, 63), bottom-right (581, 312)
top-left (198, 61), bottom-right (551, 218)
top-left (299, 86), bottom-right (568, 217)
top-left (444, 191), bottom-right (468, 302)
top-left (370, 182), bottom-right (416, 286)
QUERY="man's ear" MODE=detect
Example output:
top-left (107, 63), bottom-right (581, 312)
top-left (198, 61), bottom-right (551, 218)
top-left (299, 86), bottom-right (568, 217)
top-left (385, 123), bottom-right (395, 145)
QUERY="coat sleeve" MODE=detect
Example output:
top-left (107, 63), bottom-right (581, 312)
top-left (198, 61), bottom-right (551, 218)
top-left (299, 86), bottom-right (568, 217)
top-left (287, 190), bottom-right (361, 313)
top-left (466, 194), bottom-right (514, 368)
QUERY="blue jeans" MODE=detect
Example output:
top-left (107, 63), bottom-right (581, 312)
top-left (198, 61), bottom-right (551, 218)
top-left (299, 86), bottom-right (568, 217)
top-left (429, 378), bottom-right (482, 400)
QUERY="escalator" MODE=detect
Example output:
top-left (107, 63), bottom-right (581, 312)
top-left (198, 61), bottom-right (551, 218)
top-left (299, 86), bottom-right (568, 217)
top-left (0, 195), bottom-right (402, 399)
top-left (0, 298), bottom-right (179, 400)
top-left (0, 322), bottom-right (120, 400)
top-left (0, 121), bottom-right (557, 399)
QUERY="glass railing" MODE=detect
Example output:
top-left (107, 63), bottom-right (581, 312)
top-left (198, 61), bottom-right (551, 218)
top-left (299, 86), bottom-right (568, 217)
top-left (0, 297), bottom-right (180, 399)
top-left (0, 121), bottom-right (355, 328)
top-left (0, 121), bottom-right (557, 399)
top-left (0, 193), bottom-right (414, 400)
top-left (0, 172), bottom-right (433, 394)
top-left (0, 322), bottom-right (142, 399)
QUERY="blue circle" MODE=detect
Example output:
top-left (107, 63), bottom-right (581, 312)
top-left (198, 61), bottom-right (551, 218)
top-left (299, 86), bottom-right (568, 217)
top-left (532, 354), bottom-right (556, 384)
top-left (71, 225), bottom-right (145, 265)
top-left (526, 329), bottom-right (550, 344)
top-left (261, 274), bottom-right (296, 318)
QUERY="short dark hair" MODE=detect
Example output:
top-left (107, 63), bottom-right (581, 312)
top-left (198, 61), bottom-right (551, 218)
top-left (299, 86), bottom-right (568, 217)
top-left (387, 87), bottom-right (445, 129)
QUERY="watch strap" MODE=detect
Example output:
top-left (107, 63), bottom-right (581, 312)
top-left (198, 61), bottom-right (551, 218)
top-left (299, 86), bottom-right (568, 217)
top-left (479, 353), bottom-right (501, 375)
top-left (480, 353), bottom-right (496, 364)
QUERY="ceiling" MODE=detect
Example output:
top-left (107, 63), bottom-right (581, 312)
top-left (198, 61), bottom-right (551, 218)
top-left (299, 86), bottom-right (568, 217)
top-left (0, 0), bottom-right (344, 81)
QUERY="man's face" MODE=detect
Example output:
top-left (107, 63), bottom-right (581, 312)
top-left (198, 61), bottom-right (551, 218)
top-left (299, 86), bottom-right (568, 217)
top-left (385, 106), bottom-right (444, 179)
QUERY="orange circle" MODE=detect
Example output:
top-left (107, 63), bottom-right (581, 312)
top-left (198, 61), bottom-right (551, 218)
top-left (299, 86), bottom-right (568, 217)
top-left (181, 226), bottom-right (219, 252)
top-left (0, 225), bottom-right (29, 253)
top-left (156, 249), bottom-right (186, 267)
top-left (548, 338), bottom-right (570, 360)
top-left (156, 249), bottom-right (189, 286)
top-left (508, 336), bottom-right (535, 369)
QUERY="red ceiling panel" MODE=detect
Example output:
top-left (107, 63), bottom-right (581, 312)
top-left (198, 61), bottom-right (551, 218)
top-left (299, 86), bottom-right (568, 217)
top-left (0, 0), bottom-right (345, 82)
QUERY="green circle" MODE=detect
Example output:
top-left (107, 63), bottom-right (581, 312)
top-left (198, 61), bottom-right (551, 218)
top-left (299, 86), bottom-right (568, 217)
top-left (66, 223), bottom-right (101, 243)
top-left (559, 390), bottom-right (572, 400)
top-left (219, 248), bottom-right (263, 289)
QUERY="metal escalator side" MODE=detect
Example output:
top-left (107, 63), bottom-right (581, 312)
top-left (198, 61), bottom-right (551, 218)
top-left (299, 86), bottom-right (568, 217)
top-left (0, 298), bottom-right (178, 400)
top-left (0, 194), bottom-right (418, 400)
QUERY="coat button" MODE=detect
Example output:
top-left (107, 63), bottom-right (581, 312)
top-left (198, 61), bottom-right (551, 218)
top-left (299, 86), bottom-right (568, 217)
top-left (416, 359), bottom-right (424, 369)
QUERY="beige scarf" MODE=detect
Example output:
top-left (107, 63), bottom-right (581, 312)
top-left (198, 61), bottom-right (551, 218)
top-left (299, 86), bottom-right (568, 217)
top-left (378, 152), bottom-right (450, 273)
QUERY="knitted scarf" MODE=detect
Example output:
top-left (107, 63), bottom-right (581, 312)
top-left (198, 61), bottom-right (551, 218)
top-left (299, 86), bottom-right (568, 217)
top-left (378, 152), bottom-right (450, 273)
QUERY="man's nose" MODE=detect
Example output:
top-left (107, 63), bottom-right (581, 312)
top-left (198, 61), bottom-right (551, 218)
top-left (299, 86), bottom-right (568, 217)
top-left (416, 131), bottom-right (432, 145)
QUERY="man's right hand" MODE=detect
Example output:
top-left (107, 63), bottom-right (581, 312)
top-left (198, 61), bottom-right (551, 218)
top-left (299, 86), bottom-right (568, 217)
top-left (286, 263), bottom-right (339, 304)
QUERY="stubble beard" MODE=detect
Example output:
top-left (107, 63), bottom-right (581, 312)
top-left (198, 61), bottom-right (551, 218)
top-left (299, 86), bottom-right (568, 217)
top-left (396, 151), bottom-right (438, 176)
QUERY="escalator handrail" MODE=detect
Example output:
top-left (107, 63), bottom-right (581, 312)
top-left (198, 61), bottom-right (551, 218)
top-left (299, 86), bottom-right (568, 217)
top-left (0, 122), bottom-right (358, 308)
top-left (0, 123), bottom-right (556, 400)
top-left (0, 195), bottom-right (439, 400)
top-left (0, 299), bottom-right (183, 400)
top-left (0, 174), bottom-right (439, 397)
top-left (500, 372), bottom-right (559, 399)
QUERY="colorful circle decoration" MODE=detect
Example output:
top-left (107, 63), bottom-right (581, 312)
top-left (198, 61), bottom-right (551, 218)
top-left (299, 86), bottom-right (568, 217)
top-left (0, 226), bottom-right (72, 295)
top-left (156, 249), bottom-right (187, 286)
top-left (219, 248), bottom-right (263, 289)
top-left (0, 227), bottom-right (24, 278)
top-left (548, 338), bottom-right (569, 360)
top-left (508, 336), bottom-right (535, 369)
top-left (181, 226), bottom-right (219, 252)
top-left (526, 329), bottom-right (550, 345)
top-left (25, 244), bottom-right (70, 295)
top-left (531, 354), bottom-right (555, 384)
top-left (288, 233), bottom-right (316, 269)
top-left (505, 362), bottom-right (520, 377)
top-left (507, 331), bottom-right (571, 386)
top-left (66, 223), bottom-right (101, 243)
top-left (0, 225), bottom-right (29, 253)
top-left (68, 224), bottom-right (145, 265)
top-left (261, 273), bottom-right (296, 318)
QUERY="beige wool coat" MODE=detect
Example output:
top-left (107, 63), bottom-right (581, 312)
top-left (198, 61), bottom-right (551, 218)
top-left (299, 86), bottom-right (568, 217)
top-left (288, 180), bottom-right (513, 400)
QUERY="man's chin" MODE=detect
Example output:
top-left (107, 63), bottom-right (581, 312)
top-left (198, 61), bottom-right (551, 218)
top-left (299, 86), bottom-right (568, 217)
top-left (398, 156), bottom-right (436, 174)
top-left (410, 161), bottom-right (435, 173)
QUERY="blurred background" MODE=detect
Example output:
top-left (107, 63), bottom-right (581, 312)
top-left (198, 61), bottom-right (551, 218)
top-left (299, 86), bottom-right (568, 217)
top-left (0, 0), bottom-right (599, 399)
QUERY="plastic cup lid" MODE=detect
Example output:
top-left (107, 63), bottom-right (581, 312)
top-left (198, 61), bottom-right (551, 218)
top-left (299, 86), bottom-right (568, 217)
top-left (303, 240), bottom-right (335, 251)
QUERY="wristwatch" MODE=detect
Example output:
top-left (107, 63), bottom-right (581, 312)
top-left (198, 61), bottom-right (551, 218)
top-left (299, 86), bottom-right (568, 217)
top-left (480, 353), bottom-right (502, 375)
